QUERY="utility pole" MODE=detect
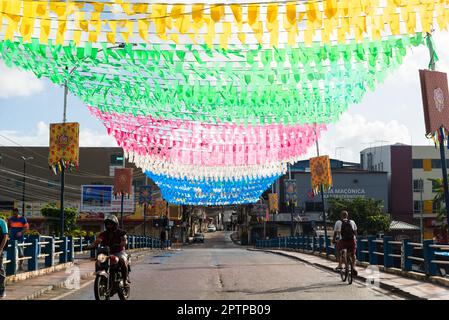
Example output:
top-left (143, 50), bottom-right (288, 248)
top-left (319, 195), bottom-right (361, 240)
top-left (21, 156), bottom-right (33, 215)
top-left (59, 43), bottom-right (126, 236)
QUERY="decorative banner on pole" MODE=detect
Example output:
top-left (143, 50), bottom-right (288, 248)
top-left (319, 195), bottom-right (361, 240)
top-left (310, 155), bottom-right (333, 194)
top-left (48, 122), bottom-right (79, 174)
top-left (113, 168), bottom-right (133, 196)
top-left (284, 179), bottom-right (297, 204)
top-left (268, 193), bottom-right (279, 212)
top-left (138, 186), bottom-right (152, 205)
top-left (419, 69), bottom-right (449, 135)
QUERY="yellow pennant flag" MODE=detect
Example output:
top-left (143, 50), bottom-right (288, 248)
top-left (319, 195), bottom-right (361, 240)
top-left (138, 19), bottom-right (149, 42)
top-left (20, 1), bottom-right (36, 42)
top-left (88, 12), bottom-right (101, 42)
top-left (106, 20), bottom-right (117, 44)
top-left (152, 4), bottom-right (168, 41)
top-left (220, 21), bottom-right (231, 49)
top-left (284, 2), bottom-right (297, 46)
top-left (121, 20), bottom-right (134, 43)
top-left (4, 0), bottom-right (21, 41)
top-left (73, 11), bottom-right (84, 46)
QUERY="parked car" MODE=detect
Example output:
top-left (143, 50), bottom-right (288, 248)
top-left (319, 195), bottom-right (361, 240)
top-left (193, 233), bottom-right (205, 243)
top-left (208, 225), bottom-right (217, 232)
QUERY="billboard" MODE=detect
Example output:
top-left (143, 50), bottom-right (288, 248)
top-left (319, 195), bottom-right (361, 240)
top-left (81, 185), bottom-right (135, 213)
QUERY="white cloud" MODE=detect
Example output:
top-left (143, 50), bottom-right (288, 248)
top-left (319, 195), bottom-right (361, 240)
top-left (304, 113), bottom-right (433, 163)
top-left (0, 61), bottom-right (45, 98)
top-left (0, 121), bottom-right (117, 147)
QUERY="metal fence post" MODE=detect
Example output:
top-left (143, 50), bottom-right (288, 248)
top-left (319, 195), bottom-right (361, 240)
top-left (318, 235), bottom-right (324, 253)
top-left (6, 240), bottom-right (18, 276)
top-left (367, 235), bottom-right (377, 265)
top-left (423, 240), bottom-right (437, 276)
top-left (67, 236), bottom-right (74, 262)
top-left (356, 238), bottom-right (363, 261)
top-left (78, 237), bottom-right (84, 253)
top-left (90, 236), bottom-right (96, 259)
top-left (325, 236), bottom-right (331, 256)
top-left (383, 236), bottom-right (393, 268)
top-left (401, 239), bottom-right (412, 272)
top-left (26, 237), bottom-right (39, 271)
top-left (45, 237), bottom-right (55, 268)
top-left (59, 236), bottom-right (68, 264)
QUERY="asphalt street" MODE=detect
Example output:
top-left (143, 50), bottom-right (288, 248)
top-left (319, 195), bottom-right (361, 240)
top-left (39, 231), bottom-right (403, 300)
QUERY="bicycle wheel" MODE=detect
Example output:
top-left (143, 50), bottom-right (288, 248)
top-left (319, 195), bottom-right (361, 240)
top-left (347, 256), bottom-right (353, 285)
top-left (340, 250), bottom-right (347, 282)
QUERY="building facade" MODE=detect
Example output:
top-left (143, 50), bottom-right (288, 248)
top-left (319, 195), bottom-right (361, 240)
top-left (0, 146), bottom-right (183, 237)
top-left (245, 159), bottom-right (389, 243)
top-left (360, 144), bottom-right (449, 240)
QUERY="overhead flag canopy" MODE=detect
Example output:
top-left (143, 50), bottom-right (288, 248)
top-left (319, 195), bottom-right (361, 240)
top-left (0, 1), bottom-right (445, 204)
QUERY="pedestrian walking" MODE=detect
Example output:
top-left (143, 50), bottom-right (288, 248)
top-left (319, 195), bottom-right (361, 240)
top-left (8, 208), bottom-right (29, 271)
top-left (0, 216), bottom-right (9, 298)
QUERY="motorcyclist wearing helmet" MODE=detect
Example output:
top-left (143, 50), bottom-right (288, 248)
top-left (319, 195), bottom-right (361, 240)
top-left (87, 215), bottom-right (130, 288)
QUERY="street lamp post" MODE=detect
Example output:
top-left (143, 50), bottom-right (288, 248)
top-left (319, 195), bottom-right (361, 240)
top-left (58, 43), bottom-right (126, 236)
top-left (21, 156), bottom-right (33, 215)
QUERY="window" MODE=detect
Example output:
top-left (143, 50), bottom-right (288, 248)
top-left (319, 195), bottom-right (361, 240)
top-left (110, 154), bottom-right (124, 166)
top-left (413, 179), bottom-right (423, 192)
top-left (432, 180), bottom-right (440, 192)
top-left (432, 159), bottom-right (442, 169)
top-left (305, 202), bottom-right (323, 212)
top-left (412, 159), bottom-right (423, 169)
top-left (413, 201), bottom-right (423, 213)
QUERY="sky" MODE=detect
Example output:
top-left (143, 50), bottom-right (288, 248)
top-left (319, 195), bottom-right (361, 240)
top-left (0, 31), bottom-right (448, 164)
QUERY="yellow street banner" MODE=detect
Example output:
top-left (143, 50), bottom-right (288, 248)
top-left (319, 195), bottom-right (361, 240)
top-left (268, 193), bottom-right (278, 212)
top-left (48, 122), bottom-right (79, 172)
top-left (310, 155), bottom-right (332, 194)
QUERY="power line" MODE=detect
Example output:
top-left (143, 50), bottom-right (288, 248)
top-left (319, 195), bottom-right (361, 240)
top-left (0, 135), bottom-right (148, 179)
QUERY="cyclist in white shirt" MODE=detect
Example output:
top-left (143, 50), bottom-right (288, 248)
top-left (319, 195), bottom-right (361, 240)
top-left (332, 210), bottom-right (358, 275)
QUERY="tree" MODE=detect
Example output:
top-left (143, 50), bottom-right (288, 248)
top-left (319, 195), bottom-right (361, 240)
top-left (428, 178), bottom-right (448, 242)
top-left (327, 197), bottom-right (390, 235)
top-left (40, 203), bottom-right (78, 236)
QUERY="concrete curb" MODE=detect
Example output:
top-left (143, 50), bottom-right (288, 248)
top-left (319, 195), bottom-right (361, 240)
top-left (249, 248), bottom-right (426, 300)
top-left (17, 248), bottom-right (154, 301)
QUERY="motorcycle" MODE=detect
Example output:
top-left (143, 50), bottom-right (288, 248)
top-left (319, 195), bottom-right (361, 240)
top-left (94, 246), bottom-right (131, 300)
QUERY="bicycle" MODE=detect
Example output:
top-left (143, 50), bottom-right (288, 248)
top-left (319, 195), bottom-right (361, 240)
top-left (339, 248), bottom-right (353, 285)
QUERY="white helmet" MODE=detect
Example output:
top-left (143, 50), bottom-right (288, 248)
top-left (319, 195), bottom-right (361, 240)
top-left (104, 214), bottom-right (119, 227)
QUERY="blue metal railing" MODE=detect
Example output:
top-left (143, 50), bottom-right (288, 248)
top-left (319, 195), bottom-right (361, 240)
top-left (255, 235), bottom-right (449, 277)
top-left (3, 234), bottom-right (160, 277)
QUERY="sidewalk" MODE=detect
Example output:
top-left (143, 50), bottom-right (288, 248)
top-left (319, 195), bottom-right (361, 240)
top-left (251, 248), bottom-right (449, 300)
top-left (2, 248), bottom-right (155, 300)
